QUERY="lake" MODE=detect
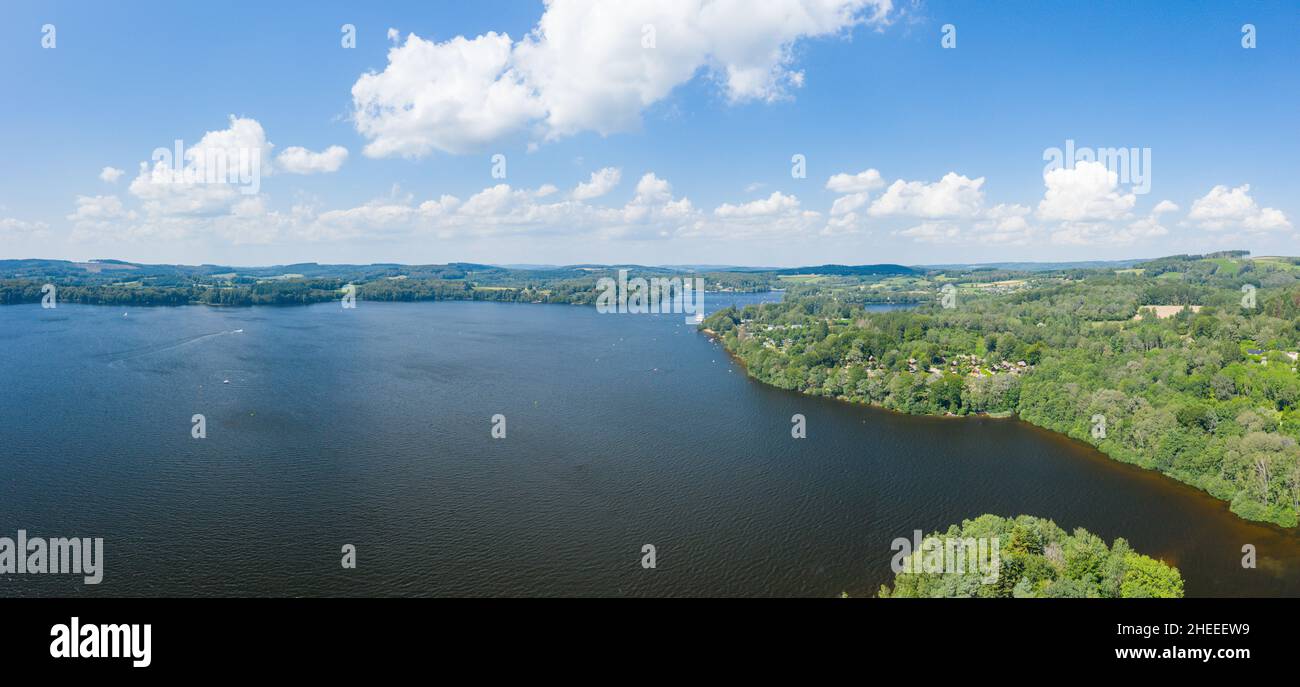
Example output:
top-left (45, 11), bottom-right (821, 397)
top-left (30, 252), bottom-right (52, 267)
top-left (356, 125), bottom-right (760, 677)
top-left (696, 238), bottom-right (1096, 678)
top-left (2, 295), bottom-right (1299, 596)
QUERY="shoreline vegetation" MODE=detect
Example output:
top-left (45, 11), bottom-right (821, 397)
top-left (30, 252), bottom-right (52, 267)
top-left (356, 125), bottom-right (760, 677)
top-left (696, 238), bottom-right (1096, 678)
top-left (876, 514), bottom-right (1184, 598)
top-left (8, 253), bottom-right (1300, 530)
top-left (701, 250), bottom-right (1300, 528)
top-left (0, 259), bottom-right (915, 308)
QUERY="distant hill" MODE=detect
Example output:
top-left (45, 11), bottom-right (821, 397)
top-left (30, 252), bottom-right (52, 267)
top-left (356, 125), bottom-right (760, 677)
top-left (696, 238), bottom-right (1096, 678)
top-left (919, 259), bottom-right (1147, 272)
top-left (4, 255), bottom-right (1278, 280)
top-left (763, 264), bottom-right (917, 276)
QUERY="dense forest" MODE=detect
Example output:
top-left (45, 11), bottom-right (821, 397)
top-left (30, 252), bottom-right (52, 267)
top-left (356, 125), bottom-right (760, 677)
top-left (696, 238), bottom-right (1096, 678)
top-left (878, 514), bottom-right (1184, 598)
top-left (704, 253), bottom-right (1300, 527)
top-left (0, 259), bottom-right (779, 307)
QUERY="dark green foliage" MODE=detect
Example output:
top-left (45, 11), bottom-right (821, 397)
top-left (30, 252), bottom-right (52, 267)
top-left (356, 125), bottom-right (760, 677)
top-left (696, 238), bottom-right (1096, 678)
top-left (0, 260), bottom-right (776, 308)
top-left (705, 255), bottom-right (1300, 527)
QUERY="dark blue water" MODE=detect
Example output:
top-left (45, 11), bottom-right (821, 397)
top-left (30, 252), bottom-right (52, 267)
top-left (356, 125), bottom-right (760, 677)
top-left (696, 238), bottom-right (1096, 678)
top-left (2, 296), bottom-right (1298, 596)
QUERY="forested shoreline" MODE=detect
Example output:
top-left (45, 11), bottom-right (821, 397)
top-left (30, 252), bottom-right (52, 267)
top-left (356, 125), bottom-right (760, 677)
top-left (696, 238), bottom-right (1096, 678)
top-left (10, 253), bottom-right (1300, 528)
top-left (0, 259), bottom-right (782, 307)
top-left (703, 252), bottom-right (1300, 528)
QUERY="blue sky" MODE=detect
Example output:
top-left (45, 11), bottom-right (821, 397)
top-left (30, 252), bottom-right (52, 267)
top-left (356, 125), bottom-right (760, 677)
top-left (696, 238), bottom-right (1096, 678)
top-left (1, 0), bottom-right (1297, 267)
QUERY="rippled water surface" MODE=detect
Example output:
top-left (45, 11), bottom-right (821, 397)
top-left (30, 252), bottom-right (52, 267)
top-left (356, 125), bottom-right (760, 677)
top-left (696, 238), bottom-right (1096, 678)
top-left (2, 297), bottom-right (1298, 596)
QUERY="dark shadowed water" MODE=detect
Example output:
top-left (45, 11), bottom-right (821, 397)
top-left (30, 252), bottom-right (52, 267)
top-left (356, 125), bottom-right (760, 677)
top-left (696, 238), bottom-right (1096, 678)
top-left (2, 296), bottom-right (1299, 597)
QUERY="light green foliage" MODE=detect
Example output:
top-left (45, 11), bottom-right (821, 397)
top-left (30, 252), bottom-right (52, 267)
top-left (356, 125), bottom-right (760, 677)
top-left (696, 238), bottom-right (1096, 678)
top-left (879, 515), bottom-right (1183, 598)
top-left (1119, 552), bottom-right (1185, 598)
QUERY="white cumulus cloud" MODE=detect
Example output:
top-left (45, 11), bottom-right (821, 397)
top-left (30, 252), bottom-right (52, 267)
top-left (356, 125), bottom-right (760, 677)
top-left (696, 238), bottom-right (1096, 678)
top-left (1186, 184), bottom-right (1290, 231)
top-left (571, 167), bottom-right (622, 200)
top-left (351, 32), bottom-right (543, 157)
top-left (869, 172), bottom-right (986, 218)
top-left (350, 0), bottom-right (895, 157)
top-left (714, 191), bottom-right (801, 218)
top-left (276, 145), bottom-right (348, 174)
top-left (825, 168), bottom-right (883, 194)
top-left (127, 115), bottom-right (272, 217)
top-left (1036, 160), bottom-right (1136, 222)
top-left (0, 217), bottom-right (50, 238)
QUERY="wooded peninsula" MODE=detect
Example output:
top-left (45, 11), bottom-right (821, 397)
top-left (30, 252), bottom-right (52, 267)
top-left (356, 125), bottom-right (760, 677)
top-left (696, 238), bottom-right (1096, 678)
top-left (703, 251), bottom-right (1300, 528)
top-left (7, 251), bottom-right (1299, 529)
